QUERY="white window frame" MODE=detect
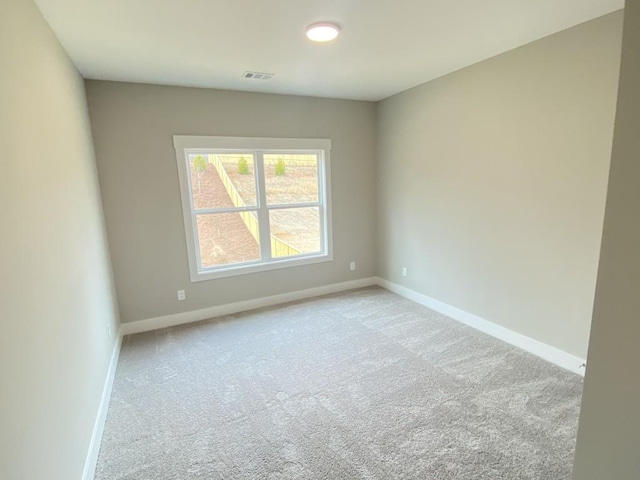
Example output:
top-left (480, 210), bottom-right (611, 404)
top-left (174, 135), bottom-right (333, 282)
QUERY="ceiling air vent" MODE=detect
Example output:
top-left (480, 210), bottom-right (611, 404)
top-left (242, 71), bottom-right (274, 80)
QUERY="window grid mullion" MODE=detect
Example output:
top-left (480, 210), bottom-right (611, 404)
top-left (255, 152), bottom-right (272, 260)
top-left (266, 202), bottom-right (321, 210)
top-left (193, 206), bottom-right (258, 215)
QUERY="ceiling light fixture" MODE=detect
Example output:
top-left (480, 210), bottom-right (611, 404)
top-left (306, 22), bottom-right (340, 42)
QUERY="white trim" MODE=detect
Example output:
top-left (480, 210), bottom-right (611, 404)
top-left (192, 252), bottom-right (333, 281)
top-left (173, 135), bottom-right (331, 151)
top-left (174, 136), bottom-right (333, 283)
top-left (120, 275), bottom-right (584, 374)
top-left (374, 277), bottom-right (586, 376)
top-left (121, 277), bottom-right (376, 335)
top-left (82, 332), bottom-right (123, 480)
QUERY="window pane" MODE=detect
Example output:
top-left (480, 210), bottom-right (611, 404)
top-left (189, 154), bottom-right (257, 210)
top-left (196, 212), bottom-right (260, 268)
top-left (264, 154), bottom-right (319, 205)
top-left (269, 207), bottom-right (320, 258)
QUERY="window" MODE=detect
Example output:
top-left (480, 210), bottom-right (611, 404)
top-left (174, 136), bottom-right (333, 281)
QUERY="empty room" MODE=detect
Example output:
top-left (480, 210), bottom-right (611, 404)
top-left (3, 0), bottom-right (640, 479)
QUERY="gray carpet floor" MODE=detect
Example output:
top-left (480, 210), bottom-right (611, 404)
top-left (95, 287), bottom-right (583, 479)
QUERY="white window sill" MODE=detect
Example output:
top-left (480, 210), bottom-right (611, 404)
top-left (190, 252), bottom-right (333, 282)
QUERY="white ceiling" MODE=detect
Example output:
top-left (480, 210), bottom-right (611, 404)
top-left (35, 0), bottom-right (623, 101)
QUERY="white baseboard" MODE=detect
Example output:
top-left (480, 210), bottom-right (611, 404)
top-left (120, 275), bottom-right (584, 375)
top-left (121, 277), bottom-right (377, 336)
top-left (374, 277), bottom-right (586, 376)
top-left (82, 332), bottom-right (123, 480)
top-left (80, 277), bottom-right (581, 480)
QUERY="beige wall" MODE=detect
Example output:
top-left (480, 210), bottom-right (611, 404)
top-left (85, 81), bottom-right (377, 323)
top-left (376, 12), bottom-right (623, 359)
top-left (573, 2), bottom-right (640, 478)
top-left (0, 1), bottom-right (119, 479)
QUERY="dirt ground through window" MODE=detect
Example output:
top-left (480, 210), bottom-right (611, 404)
top-left (191, 168), bottom-right (259, 267)
top-left (190, 159), bottom-right (320, 268)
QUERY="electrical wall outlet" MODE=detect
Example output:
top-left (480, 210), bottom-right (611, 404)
top-left (350, 261), bottom-right (356, 271)
top-left (177, 290), bottom-right (186, 301)
top-left (402, 267), bottom-right (408, 277)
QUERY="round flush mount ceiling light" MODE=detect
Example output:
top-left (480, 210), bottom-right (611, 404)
top-left (306, 22), bottom-right (340, 42)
